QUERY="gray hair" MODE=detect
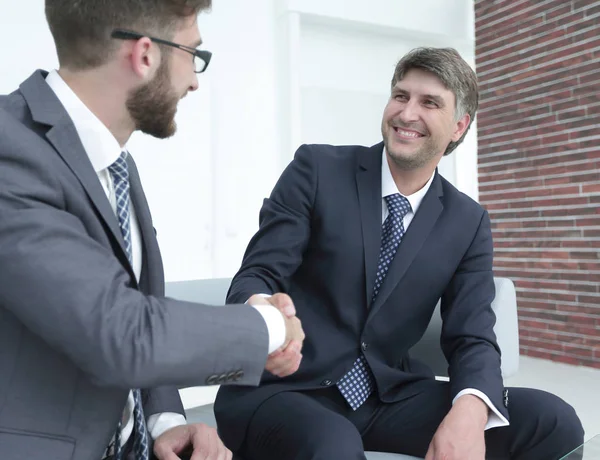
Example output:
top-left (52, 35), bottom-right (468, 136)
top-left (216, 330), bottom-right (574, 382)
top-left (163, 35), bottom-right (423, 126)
top-left (391, 47), bottom-right (479, 156)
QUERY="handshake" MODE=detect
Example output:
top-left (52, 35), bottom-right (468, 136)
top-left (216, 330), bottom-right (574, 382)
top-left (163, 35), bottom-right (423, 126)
top-left (248, 293), bottom-right (305, 378)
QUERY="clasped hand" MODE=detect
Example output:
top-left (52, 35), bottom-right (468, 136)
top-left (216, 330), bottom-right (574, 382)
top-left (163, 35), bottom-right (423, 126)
top-left (247, 293), bottom-right (305, 377)
top-left (154, 423), bottom-right (232, 460)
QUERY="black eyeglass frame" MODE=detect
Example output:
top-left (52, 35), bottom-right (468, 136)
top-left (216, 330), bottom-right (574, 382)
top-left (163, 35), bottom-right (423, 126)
top-left (111, 28), bottom-right (212, 73)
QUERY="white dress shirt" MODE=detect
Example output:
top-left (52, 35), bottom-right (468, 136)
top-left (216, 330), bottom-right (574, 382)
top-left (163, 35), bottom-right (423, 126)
top-left (45, 70), bottom-right (286, 449)
top-left (380, 149), bottom-right (508, 430)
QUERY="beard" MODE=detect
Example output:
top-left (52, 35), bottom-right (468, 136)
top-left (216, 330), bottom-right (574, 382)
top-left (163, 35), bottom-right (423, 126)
top-left (382, 121), bottom-right (445, 170)
top-left (126, 58), bottom-right (180, 139)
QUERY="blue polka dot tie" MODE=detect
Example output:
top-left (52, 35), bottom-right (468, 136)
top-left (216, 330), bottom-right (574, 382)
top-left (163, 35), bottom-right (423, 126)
top-left (108, 152), bottom-right (150, 460)
top-left (337, 193), bottom-right (412, 410)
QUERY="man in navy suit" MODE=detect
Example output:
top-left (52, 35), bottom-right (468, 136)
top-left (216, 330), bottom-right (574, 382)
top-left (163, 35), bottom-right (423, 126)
top-left (214, 47), bottom-right (584, 460)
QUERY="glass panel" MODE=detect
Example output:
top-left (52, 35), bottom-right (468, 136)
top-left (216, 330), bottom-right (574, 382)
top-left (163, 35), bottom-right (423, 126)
top-left (560, 435), bottom-right (600, 460)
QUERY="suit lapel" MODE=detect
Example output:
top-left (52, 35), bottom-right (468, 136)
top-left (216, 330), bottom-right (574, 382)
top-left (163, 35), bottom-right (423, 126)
top-left (20, 71), bottom-right (133, 277)
top-left (127, 156), bottom-right (165, 296)
top-left (356, 143), bottom-right (385, 305)
top-left (368, 171), bottom-right (444, 319)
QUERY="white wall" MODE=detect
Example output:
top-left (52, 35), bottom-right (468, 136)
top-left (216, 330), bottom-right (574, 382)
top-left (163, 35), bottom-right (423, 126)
top-left (278, 0), bottom-right (478, 200)
top-left (0, 0), bottom-right (477, 407)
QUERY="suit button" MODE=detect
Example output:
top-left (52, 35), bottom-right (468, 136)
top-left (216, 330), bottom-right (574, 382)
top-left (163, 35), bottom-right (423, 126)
top-left (206, 374), bottom-right (219, 385)
top-left (321, 379), bottom-right (333, 386)
top-left (361, 342), bottom-right (369, 351)
top-left (234, 370), bottom-right (244, 381)
top-left (217, 373), bottom-right (228, 384)
top-left (226, 371), bottom-right (237, 383)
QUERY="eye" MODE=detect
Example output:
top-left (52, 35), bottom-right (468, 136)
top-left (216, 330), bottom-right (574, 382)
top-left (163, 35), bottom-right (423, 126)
top-left (424, 100), bottom-right (438, 107)
top-left (394, 94), bottom-right (408, 102)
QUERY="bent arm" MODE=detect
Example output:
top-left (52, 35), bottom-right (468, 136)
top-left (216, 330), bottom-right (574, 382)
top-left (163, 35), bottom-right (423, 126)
top-left (440, 210), bottom-right (508, 421)
top-left (227, 145), bottom-right (318, 303)
top-left (0, 142), bottom-right (268, 390)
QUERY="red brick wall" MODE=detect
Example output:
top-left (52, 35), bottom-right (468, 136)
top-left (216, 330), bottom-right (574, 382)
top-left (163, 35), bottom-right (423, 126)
top-left (474, 0), bottom-right (600, 369)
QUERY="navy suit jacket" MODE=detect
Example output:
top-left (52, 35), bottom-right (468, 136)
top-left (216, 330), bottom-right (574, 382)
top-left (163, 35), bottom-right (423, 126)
top-left (215, 142), bottom-right (507, 451)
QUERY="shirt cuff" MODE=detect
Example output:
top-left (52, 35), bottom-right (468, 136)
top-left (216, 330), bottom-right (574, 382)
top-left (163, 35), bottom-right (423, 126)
top-left (147, 412), bottom-right (187, 440)
top-left (453, 388), bottom-right (510, 430)
top-left (249, 301), bottom-right (286, 354)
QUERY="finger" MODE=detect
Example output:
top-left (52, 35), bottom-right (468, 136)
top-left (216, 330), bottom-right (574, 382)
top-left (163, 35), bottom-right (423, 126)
top-left (266, 354), bottom-right (292, 376)
top-left (266, 347), bottom-right (298, 373)
top-left (270, 340), bottom-right (299, 358)
top-left (215, 439), bottom-right (227, 460)
top-left (218, 433), bottom-right (230, 460)
top-left (266, 358), bottom-right (289, 376)
top-left (269, 293), bottom-right (296, 317)
top-left (270, 352), bottom-right (302, 377)
top-left (279, 354), bottom-right (302, 377)
top-left (424, 442), bottom-right (435, 460)
top-left (154, 439), bottom-right (186, 460)
top-left (282, 339), bottom-right (301, 353)
top-left (209, 428), bottom-right (226, 460)
top-left (267, 344), bottom-right (298, 364)
top-left (190, 445), bottom-right (209, 460)
top-left (190, 429), bottom-right (210, 460)
top-left (210, 429), bottom-right (222, 460)
top-left (268, 348), bottom-right (283, 357)
top-left (156, 451), bottom-right (182, 460)
top-left (191, 451), bottom-right (208, 460)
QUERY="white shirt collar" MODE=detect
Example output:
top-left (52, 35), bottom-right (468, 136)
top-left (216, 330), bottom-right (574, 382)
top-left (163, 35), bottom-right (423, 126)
top-left (381, 148), bottom-right (435, 214)
top-left (45, 70), bottom-right (124, 173)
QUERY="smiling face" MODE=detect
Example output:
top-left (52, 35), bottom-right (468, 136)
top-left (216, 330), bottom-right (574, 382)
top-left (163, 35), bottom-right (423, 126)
top-left (381, 68), bottom-right (470, 171)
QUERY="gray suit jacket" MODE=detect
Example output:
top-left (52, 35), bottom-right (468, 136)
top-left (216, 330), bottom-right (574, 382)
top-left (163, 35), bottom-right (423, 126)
top-left (0, 70), bottom-right (269, 460)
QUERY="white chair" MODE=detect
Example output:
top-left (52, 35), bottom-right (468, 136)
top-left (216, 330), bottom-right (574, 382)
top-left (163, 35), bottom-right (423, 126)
top-left (166, 277), bottom-right (519, 460)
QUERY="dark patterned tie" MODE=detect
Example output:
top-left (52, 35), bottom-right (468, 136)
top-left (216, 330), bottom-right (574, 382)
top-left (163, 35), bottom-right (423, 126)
top-left (108, 152), bottom-right (150, 460)
top-left (337, 193), bottom-right (412, 410)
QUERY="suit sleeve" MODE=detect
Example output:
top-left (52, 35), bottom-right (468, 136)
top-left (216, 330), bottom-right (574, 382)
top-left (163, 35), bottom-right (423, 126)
top-left (227, 145), bottom-right (317, 303)
top-left (143, 386), bottom-right (185, 417)
top-left (439, 210), bottom-right (508, 421)
top-left (0, 119), bottom-right (269, 391)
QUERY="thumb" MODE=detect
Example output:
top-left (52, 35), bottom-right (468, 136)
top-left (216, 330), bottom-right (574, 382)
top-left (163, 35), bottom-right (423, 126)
top-left (269, 293), bottom-right (296, 317)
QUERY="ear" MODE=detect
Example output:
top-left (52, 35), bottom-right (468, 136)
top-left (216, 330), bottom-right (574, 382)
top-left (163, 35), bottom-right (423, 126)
top-left (451, 113), bottom-right (471, 142)
top-left (128, 37), bottom-right (158, 79)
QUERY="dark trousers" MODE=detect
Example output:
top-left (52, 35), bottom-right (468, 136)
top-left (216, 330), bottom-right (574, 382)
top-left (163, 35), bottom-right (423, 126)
top-left (240, 379), bottom-right (584, 460)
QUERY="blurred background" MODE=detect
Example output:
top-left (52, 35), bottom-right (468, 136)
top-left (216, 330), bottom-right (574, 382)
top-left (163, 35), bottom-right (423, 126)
top-left (1, 0), bottom-right (598, 439)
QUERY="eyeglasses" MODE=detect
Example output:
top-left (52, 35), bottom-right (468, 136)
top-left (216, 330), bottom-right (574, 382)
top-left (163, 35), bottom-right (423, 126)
top-left (111, 29), bottom-right (212, 73)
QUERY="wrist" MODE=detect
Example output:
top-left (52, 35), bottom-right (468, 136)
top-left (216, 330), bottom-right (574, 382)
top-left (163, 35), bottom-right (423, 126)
top-left (453, 394), bottom-right (488, 428)
top-left (247, 293), bottom-right (272, 306)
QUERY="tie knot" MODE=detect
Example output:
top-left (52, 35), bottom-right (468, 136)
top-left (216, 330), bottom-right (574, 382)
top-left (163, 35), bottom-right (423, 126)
top-left (384, 193), bottom-right (411, 219)
top-left (108, 151), bottom-right (129, 181)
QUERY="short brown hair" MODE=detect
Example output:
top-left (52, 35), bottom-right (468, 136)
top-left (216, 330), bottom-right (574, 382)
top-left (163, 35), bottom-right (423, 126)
top-left (392, 47), bottom-right (479, 156)
top-left (45, 0), bottom-right (212, 70)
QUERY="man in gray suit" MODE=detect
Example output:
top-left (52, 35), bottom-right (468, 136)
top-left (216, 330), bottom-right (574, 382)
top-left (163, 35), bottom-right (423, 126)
top-left (0, 1), bottom-right (304, 459)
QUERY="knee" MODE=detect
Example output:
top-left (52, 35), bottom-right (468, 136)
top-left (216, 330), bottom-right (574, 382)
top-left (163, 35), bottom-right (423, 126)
top-left (553, 396), bottom-right (584, 447)
top-left (533, 391), bottom-right (584, 447)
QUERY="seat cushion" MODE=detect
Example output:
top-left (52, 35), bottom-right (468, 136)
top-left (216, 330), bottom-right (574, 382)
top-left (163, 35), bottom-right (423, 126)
top-left (366, 453), bottom-right (421, 460)
top-left (185, 404), bottom-right (422, 459)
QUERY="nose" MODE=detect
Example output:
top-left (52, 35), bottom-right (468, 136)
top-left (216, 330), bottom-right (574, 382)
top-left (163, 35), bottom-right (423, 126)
top-left (398, 99), bottom-right (420, 123)
top-left (189, 73), bottom-right (199, 92)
